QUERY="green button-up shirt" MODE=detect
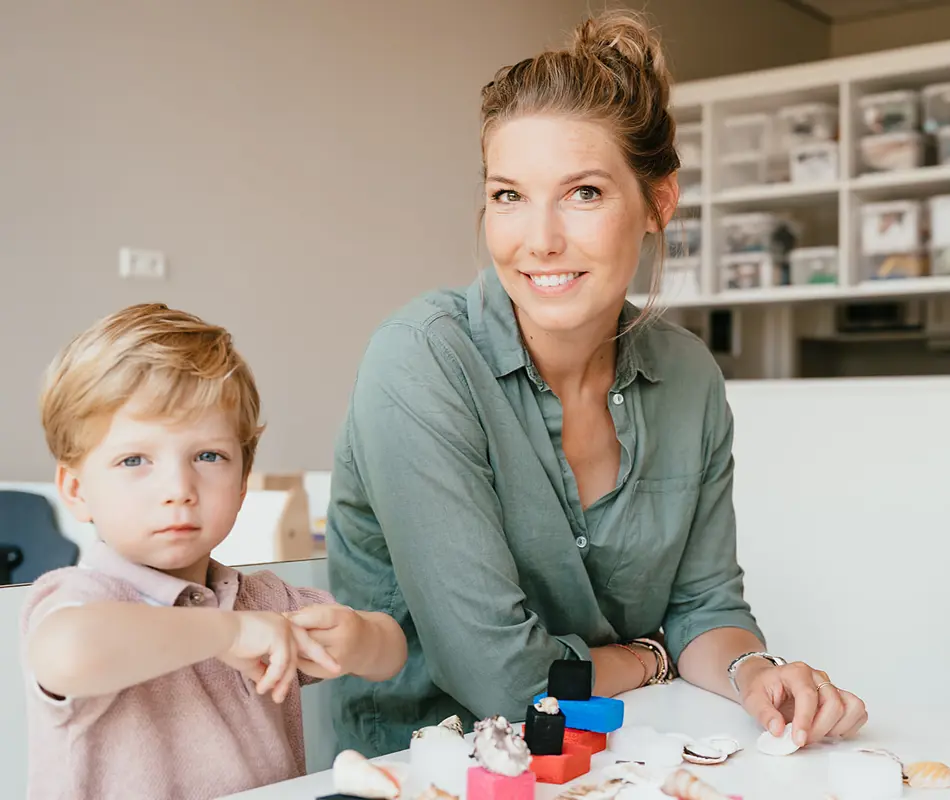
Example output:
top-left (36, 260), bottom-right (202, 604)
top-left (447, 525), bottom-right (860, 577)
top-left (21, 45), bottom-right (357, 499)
top-left (325, 268), bottom-right (763, 757)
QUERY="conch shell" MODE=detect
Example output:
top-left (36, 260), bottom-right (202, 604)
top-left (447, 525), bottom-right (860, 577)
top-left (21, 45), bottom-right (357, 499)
top-left (555, 778), bottom-right (625, 800)
top-left (660, 769), bottom-right (733, 800)
top-left (472, 715), bottom-right (531, 777)
top-left (412, 715), bottom-right (465, 740)
top-left (332, 749), bottom-right (402, 799)
top-left (905, 760), bottom-right (950, 788)
top-left (417, 785), bottom-right (459, 800)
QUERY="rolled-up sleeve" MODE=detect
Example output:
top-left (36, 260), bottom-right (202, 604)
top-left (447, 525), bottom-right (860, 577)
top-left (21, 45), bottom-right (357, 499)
top-left (662, 370), bottom-right (765, 665)
top-left (348, 320), bottom-right (588, 719)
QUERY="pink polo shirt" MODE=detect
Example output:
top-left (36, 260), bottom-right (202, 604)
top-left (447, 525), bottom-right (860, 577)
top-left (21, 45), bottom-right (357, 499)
top-left (20, 542), bottom-right (335, 800)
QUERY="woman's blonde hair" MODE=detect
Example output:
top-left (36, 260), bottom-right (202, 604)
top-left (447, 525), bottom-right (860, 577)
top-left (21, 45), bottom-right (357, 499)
top-left (40, 303), bottom-right (264, 477)
top-left (479, 9), bottom-right (679, 324)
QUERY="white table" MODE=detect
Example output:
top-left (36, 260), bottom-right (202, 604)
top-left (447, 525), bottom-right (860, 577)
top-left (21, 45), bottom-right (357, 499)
top-left (221, 680), bottom-right (947, 800)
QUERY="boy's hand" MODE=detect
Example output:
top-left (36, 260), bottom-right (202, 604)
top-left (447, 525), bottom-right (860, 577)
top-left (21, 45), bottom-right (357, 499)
top-left (286, 604), bottom-right (368, 679)
top-left (218, 611), bottom-right (339, 702)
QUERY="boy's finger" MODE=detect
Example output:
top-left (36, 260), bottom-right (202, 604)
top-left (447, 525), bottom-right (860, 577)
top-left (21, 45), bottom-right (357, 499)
top-left (272, 637), bottom-right (299, 704)
top-left (286, 604), bottom-right (341, 630)
top-left (292, 625), bottom-right (341, 674)
top-left (257, 636), bottom-right (292, 696)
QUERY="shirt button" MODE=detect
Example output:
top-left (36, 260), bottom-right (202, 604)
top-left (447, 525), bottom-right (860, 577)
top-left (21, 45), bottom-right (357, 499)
top-left (612, 393), bottom-right (624, 405)
top-left (576, 536), bottom-right (589, 548)
top-left (189, 591), bottom-right (205, 605)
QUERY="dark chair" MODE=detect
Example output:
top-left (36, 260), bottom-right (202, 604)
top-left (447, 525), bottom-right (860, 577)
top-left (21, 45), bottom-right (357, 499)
top-left (0, 491), bottom-right (79, 584)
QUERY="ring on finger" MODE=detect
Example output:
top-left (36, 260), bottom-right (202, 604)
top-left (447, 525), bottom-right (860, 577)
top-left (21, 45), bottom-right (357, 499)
top-left (815, 680), bottom-right (834, 693)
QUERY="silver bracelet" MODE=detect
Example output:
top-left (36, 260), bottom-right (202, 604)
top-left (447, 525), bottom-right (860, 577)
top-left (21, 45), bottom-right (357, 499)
top-left (727, 651), bottom-right (787, 696)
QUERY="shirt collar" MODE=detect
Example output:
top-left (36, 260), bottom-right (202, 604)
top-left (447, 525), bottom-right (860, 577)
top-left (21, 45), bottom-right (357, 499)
top-left (80, 541), bottom-right (241, 610)
top-left (467, 267), bottom-right (662, 389)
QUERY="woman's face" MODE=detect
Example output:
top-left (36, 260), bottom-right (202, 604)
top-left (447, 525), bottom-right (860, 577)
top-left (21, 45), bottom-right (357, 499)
top-left (484, 115), bottom-right (677, 336)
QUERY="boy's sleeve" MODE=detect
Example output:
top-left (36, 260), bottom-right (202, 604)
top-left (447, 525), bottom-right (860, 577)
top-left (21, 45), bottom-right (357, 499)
top-left (20, 568), bottom-right (125, 728)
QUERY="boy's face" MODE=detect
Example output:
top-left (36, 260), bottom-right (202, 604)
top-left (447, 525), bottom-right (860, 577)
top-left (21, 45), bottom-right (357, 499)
top-left (57, 392), bottom-right (247, 583)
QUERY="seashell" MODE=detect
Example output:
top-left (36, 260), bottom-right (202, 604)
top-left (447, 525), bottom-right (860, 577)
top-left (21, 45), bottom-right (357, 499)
top-left (702, 736), bottom-right (741, 757)
top-left (660, 769), bottom-right (733, 800)
top-left (556, 778), bottom-right (626, 800)
top-left (472, 715), bottom-right (531, 777)
top-left (682, 742), bottom-right (728, 766)
top-left (535, 696), bottom-right (561, 715)
top-left (905, 760), bottom-right (950, 788)
top-left (756, 726), bottom-right (800, 756)
top-left (417, 785), bottom-right (459, 800)
top-left (412, 715), bottom-right (465, 741)
top-left (608, 726), bottom-right (684, 768)
top-left (333, 750), bottom-right (401, 799)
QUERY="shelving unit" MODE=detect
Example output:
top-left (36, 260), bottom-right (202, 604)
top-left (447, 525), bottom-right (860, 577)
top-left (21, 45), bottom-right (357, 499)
top-left (630, 39), bottom-right (950, 379)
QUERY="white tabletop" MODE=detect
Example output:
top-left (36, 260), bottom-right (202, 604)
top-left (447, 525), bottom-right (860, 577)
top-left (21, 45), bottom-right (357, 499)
top-left (220, 680), bottom-right (947, 800)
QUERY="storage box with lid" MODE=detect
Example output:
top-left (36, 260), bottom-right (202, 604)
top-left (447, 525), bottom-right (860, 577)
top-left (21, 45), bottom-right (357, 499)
top-left (721, 212), bottom-right (799, 257)
top-left (720, 253), bottom-right (787, 291)
top-left (929, 195), bottom-right (950, 276)
top-left (789, 247), bottom-right (838, 285)
top-left (860, 200), bottom-right (929, 280)
top-left (777, 103), bottom-right (837, 150)
top-left (661, 257), bottom-right (701, 297)
top-left (859, 132), bottom-right (925, 172)
top-left (676, 122), bottom-right (703, 171)
top-left (720, 112), bottom-right (773, 158)
top-left (790, 141), bottom-right (838, 183)
top-left (938, 128), bottom-right (950, 166)
top-left (859, 90), bottom-right (919, 135)
top-left (922, 82), bottom-right (950, 133)
top-left (665, 218), bottom-right (701, 259)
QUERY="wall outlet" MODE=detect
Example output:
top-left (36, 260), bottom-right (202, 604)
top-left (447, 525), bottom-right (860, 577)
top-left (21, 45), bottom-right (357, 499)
top-left (119, 248), bottom-right (166, 279)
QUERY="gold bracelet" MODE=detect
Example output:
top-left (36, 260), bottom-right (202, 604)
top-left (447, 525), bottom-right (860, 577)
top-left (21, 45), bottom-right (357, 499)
top-left (610, 642), bottom-right (651, 688)
top-left (631, 637), bottom-right (673, 685)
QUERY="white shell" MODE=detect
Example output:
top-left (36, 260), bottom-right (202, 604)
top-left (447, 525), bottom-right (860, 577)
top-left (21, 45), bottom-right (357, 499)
top-left (535, 697), bottom-right (561, 715)
top-left (333, 750), bottom-right (402, 799)
top-left (412, 715), bottom-right (465, 741)
top-left (756, 726), bottom-right (800, 757)
top-left (472, 715), bottom-right (531, 777)
top-left (439, 715), bottom-right (464, 737)
top-left (608, 726), bottom-right (684, 768)
top-left (682, 741), bottom-right (728, 765)
top-left (703, 736), bottom-right (741, 757)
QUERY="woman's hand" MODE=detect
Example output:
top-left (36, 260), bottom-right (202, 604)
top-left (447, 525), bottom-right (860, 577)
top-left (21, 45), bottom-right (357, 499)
top-left (737, 659), bottom-right (868, 746)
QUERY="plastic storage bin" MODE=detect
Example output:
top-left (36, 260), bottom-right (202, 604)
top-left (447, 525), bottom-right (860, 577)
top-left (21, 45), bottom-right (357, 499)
top-left (938, 128), bottom-right (950, 166)
top-left (777, 103), bottom-right (837, 150)
top-left (859, 90), bottom-right (919, 135)
top-left (720, 253), bottom-right (786, 291)
top-left (661, 257), bottom-right (701, 297)
top-left (666, 218), bottom-right (701, 258)
top-left (863, 252), bottom-right (929, 280)
top-left (860, 200), bottom-right (926, 254)
top-left (922, 83), bottom-right (950, 133)
top-left (721, 113), bottom-right (772, 157)
top-left (859, 132), bottom-right (925, 172)
top-left (790, 141), bottom-right (838, 183)
top-left (789, 247), bottom-right (838, 285)
top-left (929, 195), bottom-right (950, 276)
top-left (721, 212), bottom-right (798, 256)
top-left (676, 122), bottom-right (703, 171)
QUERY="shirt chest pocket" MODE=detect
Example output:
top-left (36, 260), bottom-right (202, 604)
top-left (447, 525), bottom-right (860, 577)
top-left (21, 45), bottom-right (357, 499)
top-left (604, 472), bottom-right (703, 593)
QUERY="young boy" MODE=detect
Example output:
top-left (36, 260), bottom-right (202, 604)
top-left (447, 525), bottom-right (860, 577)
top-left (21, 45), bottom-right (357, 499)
top-left (20, 303), bottom-right (407, 800)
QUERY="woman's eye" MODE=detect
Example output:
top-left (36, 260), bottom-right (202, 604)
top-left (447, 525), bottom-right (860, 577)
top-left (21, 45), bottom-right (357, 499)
top-left (572, 186), bottom-right (601, 202)
top-left (197, 451), bottom-right (223, 463)
top-left (492, 189), bottom-right (522, 203)
top-left (120, 456), bottom-right (142, 467)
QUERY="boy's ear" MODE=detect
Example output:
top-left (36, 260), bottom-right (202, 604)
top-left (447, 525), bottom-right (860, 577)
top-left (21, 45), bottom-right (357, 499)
top-left (56, 464), bottom-right (93, 523)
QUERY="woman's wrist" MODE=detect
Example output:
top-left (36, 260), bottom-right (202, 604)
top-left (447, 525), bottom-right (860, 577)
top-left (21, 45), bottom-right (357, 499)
top-left (610, 642), bottom-right (658, 688)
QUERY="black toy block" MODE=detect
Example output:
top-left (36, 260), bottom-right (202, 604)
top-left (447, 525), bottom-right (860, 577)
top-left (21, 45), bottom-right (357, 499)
top-left (547, 659), bottom-right (592, 701)
top-left (523, 703), bottom-right (565, 756)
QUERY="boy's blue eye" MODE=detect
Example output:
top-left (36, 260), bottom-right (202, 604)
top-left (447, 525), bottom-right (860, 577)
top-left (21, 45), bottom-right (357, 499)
top-left (120, 456), bottom-right (142, 467)
top-left (197, 451), bottom-right (222, 463)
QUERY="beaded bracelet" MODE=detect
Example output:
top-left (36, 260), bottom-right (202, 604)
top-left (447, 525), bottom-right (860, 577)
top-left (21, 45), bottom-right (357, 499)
top-left (630, 637), bottom-right (674, 685)
top-left (610, 642), bottom-right (652, 688)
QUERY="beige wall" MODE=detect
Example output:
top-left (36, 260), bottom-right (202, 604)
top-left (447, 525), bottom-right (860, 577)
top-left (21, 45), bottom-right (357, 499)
top-left (1, 0), bottom-right (599, 481)
top-left (632, 0), bottom-right (829, 82)
top-left (1, 0), bottom-right (832, 482)
top-left (831, 4), bottom-right (950, 57)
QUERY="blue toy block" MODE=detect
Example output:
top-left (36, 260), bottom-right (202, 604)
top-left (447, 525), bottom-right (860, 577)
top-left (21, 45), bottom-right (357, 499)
top-left (532, 693), bottom-right (623, 734)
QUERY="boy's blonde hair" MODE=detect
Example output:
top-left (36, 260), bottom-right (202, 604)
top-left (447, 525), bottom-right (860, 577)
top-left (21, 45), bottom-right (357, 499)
top-left (40, 303), bottom-right (264, 477)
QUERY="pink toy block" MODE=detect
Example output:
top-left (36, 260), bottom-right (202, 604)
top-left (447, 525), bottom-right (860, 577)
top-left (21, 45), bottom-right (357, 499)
top-left (467, 766), bottom-right (537, 800)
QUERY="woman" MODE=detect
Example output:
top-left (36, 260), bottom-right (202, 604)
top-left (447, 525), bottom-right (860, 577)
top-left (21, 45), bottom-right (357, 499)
top-left (322, 9), bottom-right (867, 757)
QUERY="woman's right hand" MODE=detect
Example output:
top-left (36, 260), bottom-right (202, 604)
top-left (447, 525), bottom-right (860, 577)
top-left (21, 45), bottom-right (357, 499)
top-left (218, 611), bottom-right (335, 703)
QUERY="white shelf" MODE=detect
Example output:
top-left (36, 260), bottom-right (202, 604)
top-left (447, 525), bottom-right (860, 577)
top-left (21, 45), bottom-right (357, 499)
top-left (628, 276), bottom-right (950, 310)
top-left (713, 180), bottom-right (840, 207)
top-left (848, 164), bottom-right (950, 195)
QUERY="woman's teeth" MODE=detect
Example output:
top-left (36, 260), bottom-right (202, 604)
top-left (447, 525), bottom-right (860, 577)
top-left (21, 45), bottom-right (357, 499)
top-left (530, 272), bottom-right (580, 288)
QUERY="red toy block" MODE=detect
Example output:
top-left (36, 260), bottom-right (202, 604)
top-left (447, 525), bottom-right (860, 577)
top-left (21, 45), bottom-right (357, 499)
top-left (563, 728), bottom-right (606, 754)
top-left (467, 766), bottom-right (537, 800)
top-left (528, 743), bottom-right (592, 785)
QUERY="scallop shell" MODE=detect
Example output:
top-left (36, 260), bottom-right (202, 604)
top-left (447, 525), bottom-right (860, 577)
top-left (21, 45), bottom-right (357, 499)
top-left (756, 726), bottom-right (800, 756)
top-left (333, 749), bottom-right (401, 799)
top-left (905, 760), bottom-right (950, 788)
top-left (472, 715), bottom-right (531, 777)
top-left (703, 736), bottom-right (741, 757)
top-left (682, 741), bottom-right (728, 766)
